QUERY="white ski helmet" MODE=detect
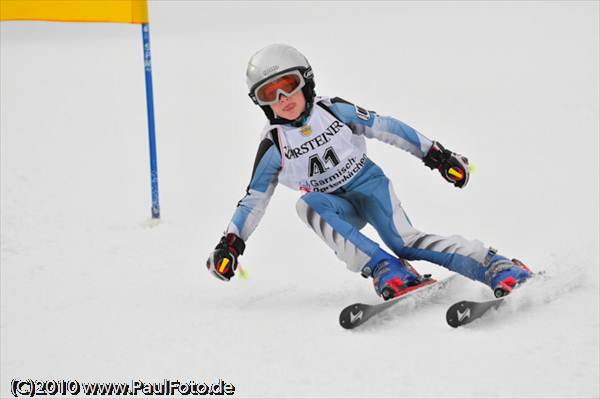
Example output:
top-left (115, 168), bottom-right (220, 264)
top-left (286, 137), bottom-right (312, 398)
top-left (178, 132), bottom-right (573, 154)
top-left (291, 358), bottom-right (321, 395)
top-left (246, 44), bottom-right (316, 125)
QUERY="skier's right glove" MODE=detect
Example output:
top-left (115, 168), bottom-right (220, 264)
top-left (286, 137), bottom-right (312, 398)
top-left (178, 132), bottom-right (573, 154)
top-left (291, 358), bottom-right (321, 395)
top-left (206, 233), bottom-right (246, 281)
top-left (423, 141), bottom-right (470, 188)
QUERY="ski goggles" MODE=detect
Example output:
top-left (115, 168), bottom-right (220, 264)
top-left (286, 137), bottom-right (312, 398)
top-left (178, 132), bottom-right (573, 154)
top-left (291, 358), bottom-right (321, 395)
top-left (251, 70), bottom-right (306, 106)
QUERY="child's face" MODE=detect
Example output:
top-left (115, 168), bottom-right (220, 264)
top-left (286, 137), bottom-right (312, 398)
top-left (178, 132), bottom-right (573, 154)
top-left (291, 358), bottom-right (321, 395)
top-left (270, 90), bottom-right (306, 121)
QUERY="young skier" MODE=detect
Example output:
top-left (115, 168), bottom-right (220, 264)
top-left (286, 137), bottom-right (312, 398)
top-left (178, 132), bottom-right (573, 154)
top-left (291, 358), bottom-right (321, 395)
top-left (207, 44), bottom-right (532, 300)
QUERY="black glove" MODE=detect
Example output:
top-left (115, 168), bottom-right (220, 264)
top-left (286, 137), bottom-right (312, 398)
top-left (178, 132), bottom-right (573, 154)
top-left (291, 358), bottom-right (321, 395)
top-left (423, 141), bottom-right (470, 188)
top-left (206, 233), bottom-right (246, 281)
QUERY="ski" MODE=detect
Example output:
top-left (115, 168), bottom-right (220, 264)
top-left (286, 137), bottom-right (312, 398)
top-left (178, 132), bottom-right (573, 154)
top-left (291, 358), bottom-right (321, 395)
top-left (339, 275), bottom-right (455, 329)
top-left (444, 271), bottom-right (547, 328)
top-left (445, 298), bottom-right (504, 328)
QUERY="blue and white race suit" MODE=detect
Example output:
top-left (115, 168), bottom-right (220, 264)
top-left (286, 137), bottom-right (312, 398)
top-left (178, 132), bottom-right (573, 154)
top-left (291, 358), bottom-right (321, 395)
top-left (226, 96), bottom-right (509, 286)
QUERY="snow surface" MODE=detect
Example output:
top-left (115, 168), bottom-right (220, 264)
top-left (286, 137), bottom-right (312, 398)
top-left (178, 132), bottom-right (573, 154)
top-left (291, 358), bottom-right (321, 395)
top-left (1, 1), bottom-right (599, 398)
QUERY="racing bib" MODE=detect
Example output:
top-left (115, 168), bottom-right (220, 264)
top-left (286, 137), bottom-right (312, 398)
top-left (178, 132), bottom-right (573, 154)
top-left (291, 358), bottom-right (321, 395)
top-left (275, 102), bottom-right (368, 193)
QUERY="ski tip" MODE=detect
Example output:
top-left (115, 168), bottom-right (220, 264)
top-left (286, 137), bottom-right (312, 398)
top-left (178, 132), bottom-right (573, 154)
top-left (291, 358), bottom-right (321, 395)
top-left (446, 298), bottom-right (504, 328)
top-left (446, 300), bottom-right (471, 328)
top-left (339, 304), bottom-right (367, 330)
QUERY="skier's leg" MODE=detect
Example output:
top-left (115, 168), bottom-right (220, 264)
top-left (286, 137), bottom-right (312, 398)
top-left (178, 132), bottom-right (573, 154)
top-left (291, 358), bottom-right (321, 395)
top-left (297, 185), bottom-right (422, 299)
top-left (348, 163), bottom-right (531, 291)
top-left (296, 191), bottom-right (378, 272)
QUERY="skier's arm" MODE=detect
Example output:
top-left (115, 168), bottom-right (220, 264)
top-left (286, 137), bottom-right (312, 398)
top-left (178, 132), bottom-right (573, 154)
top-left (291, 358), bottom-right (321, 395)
top-left (326, 97), bottom-right (433, 158)
top-left (226, 134), bottom-right (281, 241)
top-left (325, 97), bottom-right (470, 188)
top-left (207, 133), bottom-right (281, 281)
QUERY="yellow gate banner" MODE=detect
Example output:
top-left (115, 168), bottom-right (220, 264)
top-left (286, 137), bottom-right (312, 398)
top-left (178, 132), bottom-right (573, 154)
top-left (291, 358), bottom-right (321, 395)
top-left (0, 0), bottom-right (148, 24)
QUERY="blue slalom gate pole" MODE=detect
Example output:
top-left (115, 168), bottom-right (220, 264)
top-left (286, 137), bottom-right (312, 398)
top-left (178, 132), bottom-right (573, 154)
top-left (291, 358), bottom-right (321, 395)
top-left (141, 22), bottom-right (160, 219)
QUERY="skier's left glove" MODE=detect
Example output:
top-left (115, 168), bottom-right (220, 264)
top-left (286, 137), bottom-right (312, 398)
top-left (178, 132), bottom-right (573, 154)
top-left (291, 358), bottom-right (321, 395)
top-left (206, 233), bottom-right (246, 281)
top-left (423, 141), bottom-right (470, 188)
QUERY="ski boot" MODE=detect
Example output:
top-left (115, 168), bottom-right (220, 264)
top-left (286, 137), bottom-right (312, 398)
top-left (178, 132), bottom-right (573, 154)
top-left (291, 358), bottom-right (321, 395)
top-left (490, 258), bottom-right (533, 298)
top-left (361, 258), bottom-right (428, 300)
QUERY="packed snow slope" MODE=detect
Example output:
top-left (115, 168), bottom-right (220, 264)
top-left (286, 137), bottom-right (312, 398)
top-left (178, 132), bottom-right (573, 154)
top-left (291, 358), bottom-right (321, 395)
top-left (2, 2), bottom-right (599, 398)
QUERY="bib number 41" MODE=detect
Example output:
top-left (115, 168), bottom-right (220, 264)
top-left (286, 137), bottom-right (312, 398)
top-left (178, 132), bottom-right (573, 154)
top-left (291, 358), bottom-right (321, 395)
top-left (308, 147), bottom-right (340, 176)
